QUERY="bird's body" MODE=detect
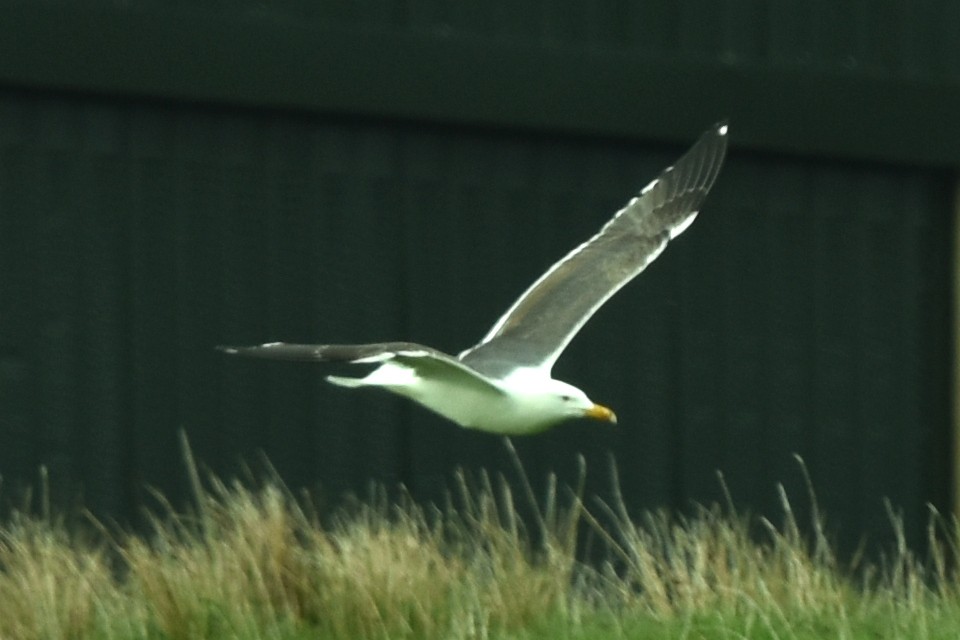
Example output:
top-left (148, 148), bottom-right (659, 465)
top-left (220, 122), bottom-right (729, 434)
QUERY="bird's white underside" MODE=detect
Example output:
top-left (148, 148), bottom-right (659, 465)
top-left (328, 358), bottom-right (577, 434)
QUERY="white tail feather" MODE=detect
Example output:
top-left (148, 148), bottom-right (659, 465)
top-left (326, 375), bottom-right (366, 388)
top-left (326, 362), bottom-right (418, 390)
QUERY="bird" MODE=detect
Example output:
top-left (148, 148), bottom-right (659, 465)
top-left (219, 121), bottom-right (729, 435)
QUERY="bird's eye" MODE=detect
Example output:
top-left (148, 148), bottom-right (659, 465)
top-left (561, 395), bottom-right (573, 402)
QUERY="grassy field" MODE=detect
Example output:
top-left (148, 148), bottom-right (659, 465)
top-left (1, 441), bottom-right (959, 639)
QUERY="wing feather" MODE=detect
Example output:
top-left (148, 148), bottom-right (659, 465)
top-left (460, 121), bottom-right (728, 374)
top-left (217, 341), bottom-right (445, 363)
top-left (218, 341), bottom-right (507, 393)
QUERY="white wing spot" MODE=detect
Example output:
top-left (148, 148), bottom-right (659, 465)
top-left (263, 342), bottom-right (284, 347)
top-left (669, 211), bottom-right (698, 240)
top-left (718, 124), bottom-right (729, 136)
top-left (640, 178), bottom-right (658, 195)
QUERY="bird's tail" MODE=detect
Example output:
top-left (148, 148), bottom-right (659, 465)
top-left (326, 375), bottom-right (367, 388)
top-left (326, 361), bottom-right (418, 390)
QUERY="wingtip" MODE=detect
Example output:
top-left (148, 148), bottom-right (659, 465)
top-left (217, 341), bottom-right (289, 355)
top-left (707, 118), bottom-right (730, 137)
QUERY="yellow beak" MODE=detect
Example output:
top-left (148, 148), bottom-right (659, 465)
top-left (584, 404), bottom-right (617, 424)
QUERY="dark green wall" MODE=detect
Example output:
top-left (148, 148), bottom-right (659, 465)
top-left (3, 2), bottom-right (960, 164)
top-left (0, 1), bottom-right (956, 557)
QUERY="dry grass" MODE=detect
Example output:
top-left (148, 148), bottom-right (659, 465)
top-left (1, 441), bottom-right (960, 640)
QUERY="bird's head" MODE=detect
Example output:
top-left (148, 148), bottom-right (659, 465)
top-left (542, 379), bottom-right (617, 425)
top-left (495, 370), bottom-right (618, 433)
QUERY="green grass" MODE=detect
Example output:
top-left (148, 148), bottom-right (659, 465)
top-left (1, 441), bottom-right (959, 640)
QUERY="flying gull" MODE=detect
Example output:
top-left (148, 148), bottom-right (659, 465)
top-left (220, 122), bottom-right (729, 434)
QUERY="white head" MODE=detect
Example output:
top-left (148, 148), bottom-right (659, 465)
top-left (499, 370), bottom-right (617, 432)
top-left (544, 379), bottom-right (617, 424)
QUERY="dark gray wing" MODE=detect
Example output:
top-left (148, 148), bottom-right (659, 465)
top-left (218, 341), bottom-right (507, 393)
top-left (217, 341), bottom-right (451, 363)
top-left (460, 121), bottom-right (728, 375)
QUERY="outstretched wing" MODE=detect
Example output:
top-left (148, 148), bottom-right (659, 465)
top-left (218, 341), bottom-right (507, 394)
top-left (217, 341), bottom-right (447, 363)
top-left (459, 121), bottom-right (729, 376)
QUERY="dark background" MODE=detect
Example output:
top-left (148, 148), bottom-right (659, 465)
top-left (0, 1), bottom-right (957, 558)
